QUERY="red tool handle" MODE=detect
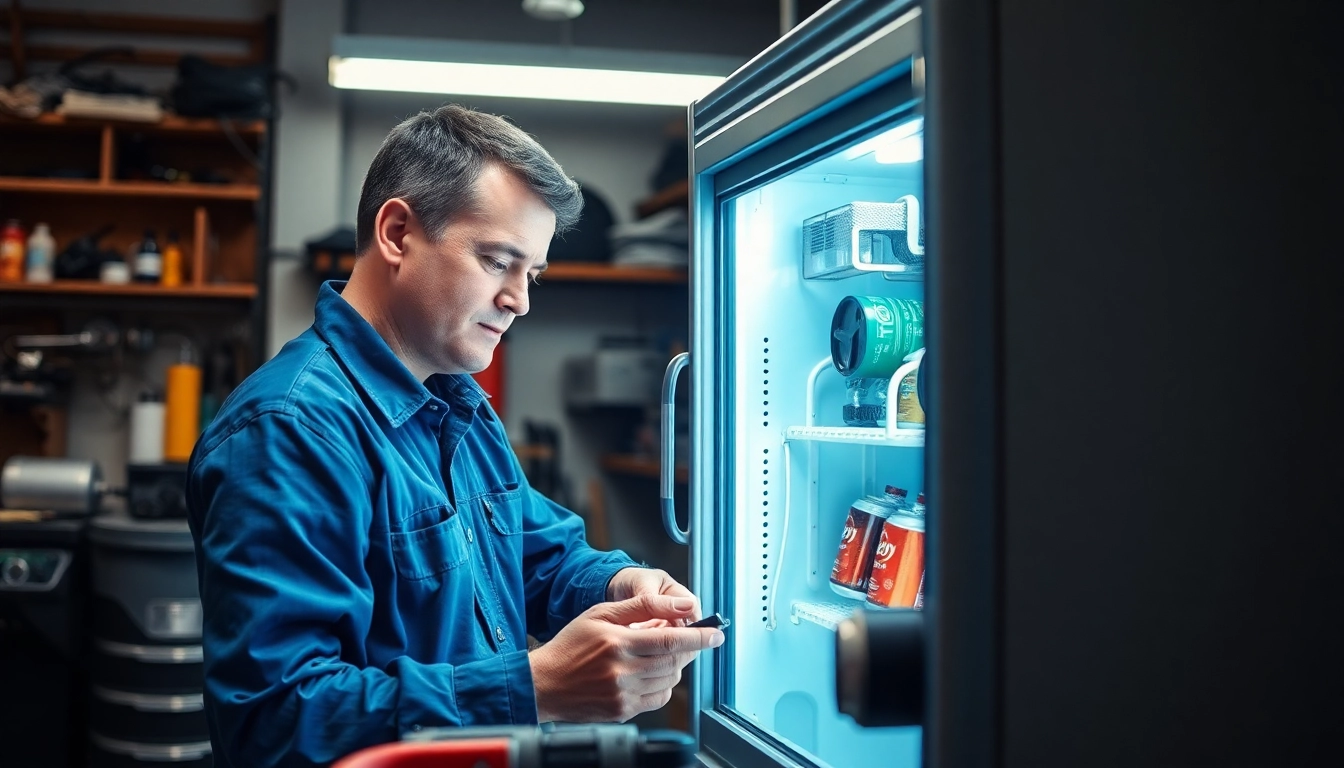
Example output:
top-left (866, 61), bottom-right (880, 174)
top-left (333, 737), bottom-right (513, 768)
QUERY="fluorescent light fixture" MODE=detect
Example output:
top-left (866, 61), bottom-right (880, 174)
top-left (329, 35), bottom-right (742, 107)
top-left (875, 135), bottom-right (923, 164)
top-left (843, 116), bottom-right (924, 161)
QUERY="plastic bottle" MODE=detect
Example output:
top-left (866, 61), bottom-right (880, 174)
top-left (164, 342), bottom-right (202, 463)
top-left (24, 223), bottom-right (55, 283)
top-left (160, 230), bottom-right (184, 287)
top-left (133, 230), bottom-right (161, 284)
top-left (129, 390), bottom-right (166, 464)
top-left (0, 219), bottom-right (25, 283)
top-left (843, 376), bottom-right (889, 427)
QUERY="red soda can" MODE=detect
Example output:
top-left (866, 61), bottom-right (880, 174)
top-left (865, 510), bottom-right (925, 608)
top-left (830, 495), bottom-right (894, 599)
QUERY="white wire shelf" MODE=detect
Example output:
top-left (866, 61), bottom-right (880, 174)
top-left (789, 600), bottom-right (861, 630)
top-left (784, 425), bottom-right (925, 447)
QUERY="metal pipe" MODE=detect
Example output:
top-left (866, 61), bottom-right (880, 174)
top-left (781, 0), bottom-right (798, 36)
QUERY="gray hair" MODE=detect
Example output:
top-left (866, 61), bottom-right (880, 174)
top-left (355, 104), bottom-right (583, 255)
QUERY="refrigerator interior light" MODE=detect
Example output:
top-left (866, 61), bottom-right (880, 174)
top-left (842, 116), bottom-right (924, 162)
top-left (329, 35), bottom-right (740, 107)
top-left (874, 136), bottom-right (924, 164)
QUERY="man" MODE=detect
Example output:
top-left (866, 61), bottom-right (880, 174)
top-left (186, 104), bottom-right (721, 767)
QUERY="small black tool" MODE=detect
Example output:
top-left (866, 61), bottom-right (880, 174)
top-left (688, 612), bottom-right (730, 630)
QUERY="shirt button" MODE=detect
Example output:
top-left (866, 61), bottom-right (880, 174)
top-left (428, 404), bottom-right (439, 411)
top-left (465, 527), bottom-right (474, 543)
top-left (495, 626), bottom-right (506, 642)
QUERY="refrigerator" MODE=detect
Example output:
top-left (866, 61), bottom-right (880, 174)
top-left (661, 3), bottom-right (929, 766)
top-left (660, 1), bottom-right (1343, 767)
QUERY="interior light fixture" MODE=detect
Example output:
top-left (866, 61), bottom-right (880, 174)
top-left (329, 36), bottom-right (741, 107)
top-left (843, 116), bottom-right (924, 161)
top-left (522, 0), bottom-right (585, 21)
top-left (874, 135), bottom-right (923, 164)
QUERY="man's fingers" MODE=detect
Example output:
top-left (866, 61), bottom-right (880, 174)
top-left (598, 594), bottom-right (696, 625)
top-left (624, 626), bottom-right (724, 657)
top-left (637, 687), bottom-right (675, 714)
top-left (627, 618), bottom-right (671, 630)
top-left (620, 669), bottom-right (681, 695)
top-left (626, 651), bottom-right (680, 678)
top-left (663, 586), bottom-right (700, 623)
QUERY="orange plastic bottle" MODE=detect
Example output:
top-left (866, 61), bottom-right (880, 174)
top-left (0, 219), bottom-right (25, 283)
top-left (161, 231), bottom-right (184, 287)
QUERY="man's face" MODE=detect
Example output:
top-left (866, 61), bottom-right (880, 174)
top-left (395, 164), bottom-right (555, 377)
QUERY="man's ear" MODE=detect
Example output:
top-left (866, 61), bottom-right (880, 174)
top-left (372, 198), bottom-right (416, 267)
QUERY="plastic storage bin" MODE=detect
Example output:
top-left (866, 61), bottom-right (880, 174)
top-left (801, 195), bottom-right (924, 280)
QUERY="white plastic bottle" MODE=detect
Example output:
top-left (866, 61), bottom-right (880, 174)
top-left (25, 222), bottom-right (55, 283)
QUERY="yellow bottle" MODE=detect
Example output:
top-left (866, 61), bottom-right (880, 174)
top-left (164, 343), bottom-right (202, 463)
top-left (161, 230), bottom-right (183, 287)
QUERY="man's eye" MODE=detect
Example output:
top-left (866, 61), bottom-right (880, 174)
top-left (485, 258), bottom-right (507, 273)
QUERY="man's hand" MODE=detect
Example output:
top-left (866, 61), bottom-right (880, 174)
top-left (530, 594), bottom-right (724, 723)
top-left (607, 567), bottom-right (700, 625)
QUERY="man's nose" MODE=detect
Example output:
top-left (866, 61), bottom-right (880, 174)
top-left (498, 271), bottom-right (529, 317)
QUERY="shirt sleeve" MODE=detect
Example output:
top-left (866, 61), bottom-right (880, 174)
top-left (515, 480), bottom-right (640, 639)
top-left (187, 411), bottom-right (535, 768)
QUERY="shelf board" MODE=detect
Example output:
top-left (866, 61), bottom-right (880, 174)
top-left (0, 178), bottom-right (260, 200)
top-left (543, 262), bottom-right (686, 284)
top-left (635, 179), bottom-right (689, 219)
top-left (783, 425), bottom-right (925, 447)
top-left (0, 112), bottom-right (266, 136)
top-left (0, 280), bottom-right (257, 300)
top-left (601, 454), bottom-right (689, 484)
top-left (789, 600), bottom-right (859, 630)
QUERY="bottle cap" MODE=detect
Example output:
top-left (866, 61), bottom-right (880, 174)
top-left (885, 485), bottom-right (908, 498)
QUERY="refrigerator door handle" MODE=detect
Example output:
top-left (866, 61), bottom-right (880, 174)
top-left (660, 352), bottom-right (690, 545)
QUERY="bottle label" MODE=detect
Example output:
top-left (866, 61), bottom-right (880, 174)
top-left (135, 253), bottom-right (162, 278)
top-left (896, 368), bottom-right (925, 427)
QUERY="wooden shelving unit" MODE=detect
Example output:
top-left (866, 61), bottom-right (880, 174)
top-left (544, 262), bottom-right (687, 284)
top-left (0, 8), bottom-right (276, 472)
top-left (0, 178), bottom-right (261, 200)
top-left (0, 280), bottom-right (257, 300)
top-left (601, 454), bottom-right (689, 484)
top-left (0, 113), bottom-right (267, 136)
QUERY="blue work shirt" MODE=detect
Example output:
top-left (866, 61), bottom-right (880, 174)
top-left (186, 281), bottom-right (637, 767)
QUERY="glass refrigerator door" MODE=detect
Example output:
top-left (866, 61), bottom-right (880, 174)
top-left (680, 3), bottom-right (925, 767)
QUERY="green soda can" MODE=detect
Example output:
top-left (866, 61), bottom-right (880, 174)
top-left (830, 295), bottom-right (924, 378)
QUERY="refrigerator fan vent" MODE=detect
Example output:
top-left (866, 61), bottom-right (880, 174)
top-left (801, 199), bottom-right (925, 280)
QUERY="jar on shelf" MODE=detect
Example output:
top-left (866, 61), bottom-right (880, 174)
top-left (843, 376), bottom-right (889, 427)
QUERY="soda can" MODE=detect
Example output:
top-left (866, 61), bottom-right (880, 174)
top-left (830, 295), bottom-right (925, 378)
top-left (913, 572), bottom-right (925, 610)
top-left (865, 510), bottom-right (926, 608)
top-left (830, 495), bottom-right (895, 599)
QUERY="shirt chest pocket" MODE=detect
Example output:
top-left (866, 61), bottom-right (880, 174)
top-left (390, 505), bottom-right (470, 580)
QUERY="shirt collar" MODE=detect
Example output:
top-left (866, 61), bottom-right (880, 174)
top-left (313, 280), bottom-right (488, 427)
